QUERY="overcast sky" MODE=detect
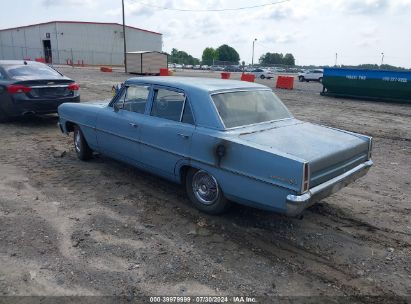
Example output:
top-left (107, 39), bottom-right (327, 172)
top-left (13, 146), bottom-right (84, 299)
top-left (1, 0), bottom-right (410, 67)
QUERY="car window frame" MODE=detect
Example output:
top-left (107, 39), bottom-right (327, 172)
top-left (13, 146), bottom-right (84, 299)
top-left (110, 84), bottom-right (153, 114)
top-left (149, 85), bottom-right (196, 126)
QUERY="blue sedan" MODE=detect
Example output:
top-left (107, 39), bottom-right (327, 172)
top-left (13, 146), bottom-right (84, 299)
top-left (58, 77), bottom-right (373, 216)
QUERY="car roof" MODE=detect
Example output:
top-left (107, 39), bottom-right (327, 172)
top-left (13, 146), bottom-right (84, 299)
top-left (0, 60), bottom-right (45, 67)
top-left (125, 76), bottom-right (268, 93)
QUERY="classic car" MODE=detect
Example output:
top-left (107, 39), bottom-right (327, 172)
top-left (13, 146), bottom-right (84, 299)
top-left (0, 60), bottom-right (80, 122)
top-left (58, 77), bottom-right (373, 216)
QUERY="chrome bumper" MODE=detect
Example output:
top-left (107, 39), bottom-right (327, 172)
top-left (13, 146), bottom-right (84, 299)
top-left (285, 160), bottom-right (373, 216)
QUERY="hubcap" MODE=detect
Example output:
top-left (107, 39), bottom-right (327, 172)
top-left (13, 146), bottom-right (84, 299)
top-left (74, 131), bottom-right (81, 152)
top-left (192, 171), bottom-right (219, 205)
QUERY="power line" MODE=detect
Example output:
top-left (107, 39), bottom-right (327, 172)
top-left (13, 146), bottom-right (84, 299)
top-left (128, 0), bottom-right (290, 12)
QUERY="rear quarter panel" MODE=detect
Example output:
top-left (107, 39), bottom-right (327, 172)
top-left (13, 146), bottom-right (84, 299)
top-left (178, 127), bottom-right (306, 212)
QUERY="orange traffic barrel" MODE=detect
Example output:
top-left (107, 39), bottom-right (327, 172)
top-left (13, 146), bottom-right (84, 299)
top-left (160, 68), bottom-right (169, 76)
top-left (241, 73), bottom-right (255, 82)
top-left (276, 76), bottom-right (294, 89)
top-left (221, 72), bottom-right (231, 79)
top-left (100, 67), bottom-right (113, 73)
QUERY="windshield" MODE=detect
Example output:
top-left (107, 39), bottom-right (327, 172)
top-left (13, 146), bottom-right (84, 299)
top-left (4, 64), bottom-right (62, 78)
top-left (211, 90), bottom-right (292, 128)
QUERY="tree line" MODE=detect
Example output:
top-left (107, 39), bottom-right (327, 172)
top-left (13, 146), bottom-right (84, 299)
top-left (169, 45), bottom-right (296, 66)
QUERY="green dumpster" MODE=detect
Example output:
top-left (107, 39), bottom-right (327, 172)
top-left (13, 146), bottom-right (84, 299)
top-left (321, 68), bottom-right (411, 102)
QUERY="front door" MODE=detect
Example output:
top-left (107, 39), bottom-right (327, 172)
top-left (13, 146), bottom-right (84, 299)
top-left (95, 85), bottom-right (151, 164)
top-left (42, 40), bottom-right (52, 63)
top-left (139, 86), bottom-right (195, 179)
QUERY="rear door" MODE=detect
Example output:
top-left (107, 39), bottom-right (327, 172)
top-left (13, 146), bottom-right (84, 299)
top-left (138, 86), bottom-right (195, 179)
top-left (95, 84), bottom-right (151, 164)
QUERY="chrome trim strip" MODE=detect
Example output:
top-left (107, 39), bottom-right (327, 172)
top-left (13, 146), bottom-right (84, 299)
top-left (30, 85), bottom-right (70, 88)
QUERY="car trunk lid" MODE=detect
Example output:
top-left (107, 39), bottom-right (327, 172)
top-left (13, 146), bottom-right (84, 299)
top-left (13, 79), bottom-right (75, 98)
top-left (238, 121), bottom-right (369, 188)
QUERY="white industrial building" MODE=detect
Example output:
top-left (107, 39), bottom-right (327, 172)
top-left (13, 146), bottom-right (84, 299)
top-left (0, 21), bottom-right (162, 65)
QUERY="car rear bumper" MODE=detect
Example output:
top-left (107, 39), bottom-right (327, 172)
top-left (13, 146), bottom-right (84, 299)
top-left (285, 159), bottom-right (373, 216)
top-left (5, 96), bottom-right (80, 117)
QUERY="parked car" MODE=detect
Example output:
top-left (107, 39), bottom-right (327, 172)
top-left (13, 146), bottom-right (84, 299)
top-left (0, 60), bottom-right (80, 122)
top-left (58, 77), bottom-right (373, 216)
top-left (251, 68), bottom-right (275, 79)
top-left (224, 66), bottom-right (243, 72)
top-left (211, 65), bottom-right (224, 71)
top-left (270, 67), bottom-right (286, 73)
top-left (298, 69), bottom-right (324, 82)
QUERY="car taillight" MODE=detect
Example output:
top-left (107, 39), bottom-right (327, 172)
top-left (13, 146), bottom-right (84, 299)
top-left (302, 162), bottom-right (310, 193)
top-left (68, 83), bottom-right (80, 91)
top-left (7, 85), bottom-right (32, 94)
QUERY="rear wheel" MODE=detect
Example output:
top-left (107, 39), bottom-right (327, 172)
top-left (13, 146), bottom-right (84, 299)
top-left (260, 75), bottom-right (265, 79)
top-left (185, 168), bottom-right (230, 214)
top-left (73, 125), bottom-right (92, 161)
top-left (299, 76), bottom-right (304, 82)
top-left (319, 77), bottom-right (323, 83)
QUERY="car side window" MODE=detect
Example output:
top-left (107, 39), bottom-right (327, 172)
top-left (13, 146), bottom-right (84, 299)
top-left (115, 85), bottom-right (150, 114)
top-left (151, 88), bottom-right (185, 122)
top-left (182, 99), bottom-right (194, 124)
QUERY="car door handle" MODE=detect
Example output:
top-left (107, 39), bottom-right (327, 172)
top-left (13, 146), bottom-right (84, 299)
top-left (177, 133), bottom-right (190, 139)
top-left (129, 123), bottom-right (138, 128)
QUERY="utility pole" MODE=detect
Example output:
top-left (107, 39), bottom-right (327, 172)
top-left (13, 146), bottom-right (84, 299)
top-left (335, 53), bottom-right (338, 66)
top-left (381, 52), bottom-right (384, 67)
top-left (251, 38), bottom-right (257, 67)
top-left (122, 0), bottom-right (127, 73)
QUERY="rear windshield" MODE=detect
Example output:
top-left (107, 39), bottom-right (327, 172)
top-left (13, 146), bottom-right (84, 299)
top-left (4, 64), bottom-right (62, 78)
top-left (211, 90), bottom-right (292, 128)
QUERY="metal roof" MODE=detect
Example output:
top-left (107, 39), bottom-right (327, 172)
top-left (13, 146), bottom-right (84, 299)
top-left (126, 51), bottom-right (167, 54)
top-left (126, 76), bottom-right (268, 93)
top-left (0, 21), bottom-right (162, 35)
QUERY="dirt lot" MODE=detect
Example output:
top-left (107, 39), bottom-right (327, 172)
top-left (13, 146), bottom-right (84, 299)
top-left (0, 67), bottom-right (410, 303)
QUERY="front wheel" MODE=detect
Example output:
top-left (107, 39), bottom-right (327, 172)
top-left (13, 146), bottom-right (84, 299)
top-left (319, 77), bottom-right (323, 83)
top-left (73, 125), bottom-right (93, 161)
top-left (185, 169), bottom-right (230, 214)
top-left (260, 75), bottom-right (265, 79)
top-left (298, 76), bottom-right (304, 82)
top-left (0, 109), bottom-right (9, 123)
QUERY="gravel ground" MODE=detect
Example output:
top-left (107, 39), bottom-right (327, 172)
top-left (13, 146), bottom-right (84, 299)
top-left (0, 67), bottom-right (410, 303)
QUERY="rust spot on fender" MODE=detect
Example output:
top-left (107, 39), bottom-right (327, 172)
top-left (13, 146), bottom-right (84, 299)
top-left (213, 140), bottom-right (229, 167)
